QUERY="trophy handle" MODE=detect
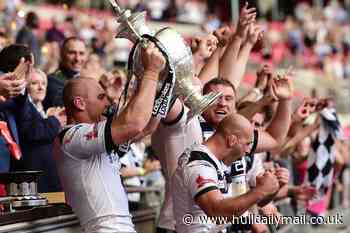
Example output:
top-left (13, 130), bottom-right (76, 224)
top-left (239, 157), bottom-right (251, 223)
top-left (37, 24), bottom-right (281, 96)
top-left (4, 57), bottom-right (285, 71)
top-left (186, 92), bottom-right (222, 123)
top-left (108, 0), bottom-right (152, 45)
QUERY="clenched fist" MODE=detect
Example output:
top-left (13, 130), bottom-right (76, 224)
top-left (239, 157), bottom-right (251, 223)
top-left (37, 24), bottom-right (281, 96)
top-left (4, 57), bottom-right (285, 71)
top-left (289, 185), bottom-right (317, 203)
top-left (255, 64), bottom-right (272, 91)
top-left (0, 73), bottom-right (26, 99)
top-left (191, 34), bottom-right (218, 58)
top-left (256, 171), bottom-right (279, 197)
top-left (213, 26), bottom-right (233, 48)
top-left (270, 75), bottom-right (294, 101)
top-left (141, 42), bottom-right (166, 75)
top-left (274, 166), bottom-right (289, 186)
top-left (236, 2), bottom-right (256, 40)
top-left (47, 107), bottom-right (67, 126)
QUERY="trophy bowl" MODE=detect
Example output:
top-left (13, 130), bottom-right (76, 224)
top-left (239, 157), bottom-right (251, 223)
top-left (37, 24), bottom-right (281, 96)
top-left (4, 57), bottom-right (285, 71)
top-left (108, 0), bottom-right (221, 120)
top-left (131, 27), bottom-right (221, 119)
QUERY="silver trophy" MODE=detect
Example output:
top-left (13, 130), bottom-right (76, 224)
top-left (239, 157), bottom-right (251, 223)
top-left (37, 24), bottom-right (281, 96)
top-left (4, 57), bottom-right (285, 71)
top-left (108, 0), bottom-right (221, 120)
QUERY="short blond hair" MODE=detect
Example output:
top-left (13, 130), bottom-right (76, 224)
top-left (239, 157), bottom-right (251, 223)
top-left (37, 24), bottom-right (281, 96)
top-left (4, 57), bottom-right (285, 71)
top-left (27, 68), bottom-right (47, 85)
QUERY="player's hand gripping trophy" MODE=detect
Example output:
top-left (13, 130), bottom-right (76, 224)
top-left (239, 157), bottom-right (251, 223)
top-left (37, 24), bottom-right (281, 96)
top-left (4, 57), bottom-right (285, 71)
top-left (107, 0), bottom-right (221, 120)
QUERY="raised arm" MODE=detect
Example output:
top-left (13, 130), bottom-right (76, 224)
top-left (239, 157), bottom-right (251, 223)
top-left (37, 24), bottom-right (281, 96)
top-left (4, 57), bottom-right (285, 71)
top-left (197, 26), bottom-right (235, 85)
top-left (282, 115), bottom-right (320, 151)
top-left (191, 34), bottom-right (218, 77)
top-left (238, 95), bottom-right (275, 120)
top-left (131, 117), bottom-right (161, 142)
top-left (111, 43), bottom-right (166, 145)
top-left (288, 97), bottom-right (319, 137)
top-left (219, 3), bottom-right (260, 89)
top-left (197, 46), bottom-right (221, 85)
top-left (256, 76), bottom-right (293, 152)
top-left (238, 65), bottom-right (271, 105)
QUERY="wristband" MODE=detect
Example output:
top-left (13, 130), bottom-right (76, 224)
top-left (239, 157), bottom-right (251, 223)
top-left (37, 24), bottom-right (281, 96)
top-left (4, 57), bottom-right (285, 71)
top-left (143, 70), bottom-right (160, 82)
top-left (252, 87), bottom-right (261, 95)
top-left (143, 77), bottom-right (158, 82)
top-left (287, 188), bottom-right (294, 198)
top-left (252, 88), bottom-right (263, 100)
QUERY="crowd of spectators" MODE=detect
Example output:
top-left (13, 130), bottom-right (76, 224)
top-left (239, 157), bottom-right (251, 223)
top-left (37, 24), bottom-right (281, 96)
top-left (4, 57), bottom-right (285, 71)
top-left (251, 1), bottom-right (350, 80)
top-left (0, 1), bottom-right (349, 233)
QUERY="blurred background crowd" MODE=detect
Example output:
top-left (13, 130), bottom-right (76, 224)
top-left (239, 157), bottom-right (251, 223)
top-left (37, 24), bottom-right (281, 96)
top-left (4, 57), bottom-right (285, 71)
top-left (1, 0), bottom-right (350, 109)
top-left (1, 0), bottom-right (350, 232)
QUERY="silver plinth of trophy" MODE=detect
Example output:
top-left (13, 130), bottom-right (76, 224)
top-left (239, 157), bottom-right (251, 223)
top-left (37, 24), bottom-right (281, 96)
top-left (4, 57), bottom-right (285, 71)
top-left (108, 0), bottom-right (221, 120)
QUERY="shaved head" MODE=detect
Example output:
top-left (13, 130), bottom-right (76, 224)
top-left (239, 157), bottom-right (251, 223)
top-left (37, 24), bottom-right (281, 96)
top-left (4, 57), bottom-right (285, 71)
top-left (63, 77), bottom-right (110, 123)
top-left (63, 77), bottom-right (89, 110)
top-left (205, 113), bottom-right (255, 162)
top-left (216, 113), bottom-right (253, 139)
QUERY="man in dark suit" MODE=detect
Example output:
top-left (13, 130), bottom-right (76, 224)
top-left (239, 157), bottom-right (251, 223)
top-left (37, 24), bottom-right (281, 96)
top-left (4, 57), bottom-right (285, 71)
top-left (43, 37), bottom-right (87, 109)
top-left (0, 44), bottom-right (65, 192)
top-left (0, 44), bottom-right (32, 172)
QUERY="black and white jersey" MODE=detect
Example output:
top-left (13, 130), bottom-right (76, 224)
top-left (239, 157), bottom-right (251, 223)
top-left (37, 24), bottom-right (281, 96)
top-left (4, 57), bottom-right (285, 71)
top-left (55, 120), bottom-right (134, 232)
top-left (172, 144), bottom-right (229, 233)
top-left (152, 105), bottom-right (203, 230)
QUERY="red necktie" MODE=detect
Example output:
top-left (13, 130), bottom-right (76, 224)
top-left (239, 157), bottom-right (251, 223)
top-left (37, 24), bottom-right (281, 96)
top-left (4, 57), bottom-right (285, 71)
top-left (0, 121), bottom-right (21, 160)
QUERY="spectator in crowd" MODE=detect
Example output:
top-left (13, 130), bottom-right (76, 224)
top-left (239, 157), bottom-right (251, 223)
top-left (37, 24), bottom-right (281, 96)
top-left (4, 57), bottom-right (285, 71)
top-left (0, 44), bottom-right (32, 172)
top-left (143, 147), bottom-right (165, 208)
top-left (0, 44), bottom-right (67, 201)
top-left (120, 141), bottom-right (161, 209)
top-left (0, 44), bottom-right (67, 199)
top-left (41, 41), bottom-right (61, 74)
top-left (44, 37), bottom-right (87, 109)
top-left (120, 141), bottom-right (147, 206)
top-left (0, 72), bottom-right (25, 172)
top-left (0, 31), bottom-right (9, 51)
top-left (45, 19), bottom-right (66, 44)
top-left (13, 68), bottom-right (66, 192)
top-left (16, 11), bottom-right (41, 66)
top-left (91, 37), bottom-right (106, 58)
top-left (98, 68), bottom-right (127, 105)
top-left (80, 53), bottom-right (105, 81)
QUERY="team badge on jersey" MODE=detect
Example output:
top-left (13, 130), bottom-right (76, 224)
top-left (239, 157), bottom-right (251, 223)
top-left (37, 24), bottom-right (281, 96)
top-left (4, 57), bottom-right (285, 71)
top-left (84, 124), bottom-right (98, 141)
top-left (196, 175), bottom-right (215, 188)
